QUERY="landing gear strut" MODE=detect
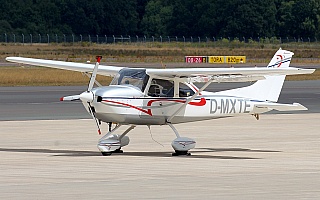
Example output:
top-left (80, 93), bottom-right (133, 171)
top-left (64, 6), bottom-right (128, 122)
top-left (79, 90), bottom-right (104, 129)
top-left (97, 124), bottom-right (135, 156)
top-left (168, 123), bottom-right (196, 156)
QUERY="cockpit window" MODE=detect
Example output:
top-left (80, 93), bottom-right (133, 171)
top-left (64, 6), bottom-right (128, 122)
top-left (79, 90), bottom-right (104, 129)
top-left (110, 68), bottom-right (149, 91)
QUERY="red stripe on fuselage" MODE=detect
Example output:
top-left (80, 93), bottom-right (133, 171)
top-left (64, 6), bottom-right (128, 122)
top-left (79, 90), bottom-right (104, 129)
top-left (102, 98), bottom-right (206, 116)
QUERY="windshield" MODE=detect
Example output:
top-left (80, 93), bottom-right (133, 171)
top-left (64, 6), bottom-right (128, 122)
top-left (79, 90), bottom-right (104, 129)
top-left (110, 68), bottom-right (149, 91)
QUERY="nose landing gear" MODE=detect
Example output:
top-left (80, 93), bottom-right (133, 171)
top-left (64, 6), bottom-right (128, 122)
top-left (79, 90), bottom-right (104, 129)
top-left (97, 124), bottom-right (135, 156)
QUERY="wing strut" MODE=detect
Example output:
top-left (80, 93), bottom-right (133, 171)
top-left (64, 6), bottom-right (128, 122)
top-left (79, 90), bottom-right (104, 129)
top-left (166, 78), bottom-right (214, 123)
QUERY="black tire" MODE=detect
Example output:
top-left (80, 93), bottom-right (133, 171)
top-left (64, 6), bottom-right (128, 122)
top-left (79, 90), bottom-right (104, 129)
top-left (101, 152), bottom-right (112, 156)
top-left (172, 150), bottom-right (190, 156)
top-left (113, 148), bottom-right (124, 153)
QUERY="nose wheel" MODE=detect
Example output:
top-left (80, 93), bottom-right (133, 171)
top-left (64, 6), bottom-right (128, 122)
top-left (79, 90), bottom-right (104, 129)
top-left (101, 148), bottom-right (124, 156)
top-left (97, 125), bottom-right (135, 156)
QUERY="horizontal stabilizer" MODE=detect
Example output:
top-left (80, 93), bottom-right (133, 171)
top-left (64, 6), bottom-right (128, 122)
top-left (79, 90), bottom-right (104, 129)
top-left (253, 102), bottom-right (307, 112)
top-left (60, 95), bottom-right (80, 101)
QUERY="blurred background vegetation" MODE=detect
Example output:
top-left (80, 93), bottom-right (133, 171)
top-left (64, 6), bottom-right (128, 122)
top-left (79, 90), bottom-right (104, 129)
top-left (0, 0), bottom-right (319, 39)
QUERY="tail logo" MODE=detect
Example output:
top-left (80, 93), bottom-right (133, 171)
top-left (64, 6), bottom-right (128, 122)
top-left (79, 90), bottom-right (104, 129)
top-left (276, 55), bottom-right (283, 68)
top-left (268, 54), bottom-right (291, 68)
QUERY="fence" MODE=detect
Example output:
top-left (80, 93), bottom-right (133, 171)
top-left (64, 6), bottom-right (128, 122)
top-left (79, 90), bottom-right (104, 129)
top-left (0, 33), bottom-right (319, 45)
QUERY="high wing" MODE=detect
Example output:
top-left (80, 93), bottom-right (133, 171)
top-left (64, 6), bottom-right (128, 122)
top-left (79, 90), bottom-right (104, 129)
top-left (5, 57), bottom-right (124, 76)
top-left (6, 56), bottom-right (315, 83)
top-left (146, 67), bottom-right (315, 82)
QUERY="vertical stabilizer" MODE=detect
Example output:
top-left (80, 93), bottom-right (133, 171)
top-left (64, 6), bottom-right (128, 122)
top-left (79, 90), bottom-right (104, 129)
top-left (216, 48), bottom-right (294, 102)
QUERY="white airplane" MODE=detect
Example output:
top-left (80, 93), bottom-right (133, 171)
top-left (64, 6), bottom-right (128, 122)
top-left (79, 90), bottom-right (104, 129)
top-left (6, 48), bottom-right (315, 156)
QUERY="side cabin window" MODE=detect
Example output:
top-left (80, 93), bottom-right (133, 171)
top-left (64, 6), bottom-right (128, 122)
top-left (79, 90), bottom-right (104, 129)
top-left (110, 68), bottom-right (149, 92)
top-left (148, 79), bottom-right (174, 97)
top-left (148, 79), bottom-right (195, 98)
top-left (179, 83), bottom-right (195, 97)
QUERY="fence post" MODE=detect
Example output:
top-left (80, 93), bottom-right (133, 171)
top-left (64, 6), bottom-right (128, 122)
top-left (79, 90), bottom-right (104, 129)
top-left (22, 34), bottom-right (24, 45)
top-left (105, 35), bottom-right (107, 43)
top-left (47, 34), bottom-right (49, 44)
top-left (30, 34), bottom-right (32, 44)
top-left (63, 34), bottom-right (66, 43)
top-left (4, 33), bottom-right (7, 43)
top-left (183, 36), bottom-right (185, 46)
top-left (55, 34), bottom-right (58, 43)
top-left (80, 34), bottom-right (82, 42)
top-left (96, 35), bottom-right (99, 43)
top-left (39, 34), bottom-right (41, 43)
top-left (13, 34), bottom-right (15, 44)
top-left (160, 36), bottom-right (162, 43)
top-left (72, 34), bottom-right (74, 44)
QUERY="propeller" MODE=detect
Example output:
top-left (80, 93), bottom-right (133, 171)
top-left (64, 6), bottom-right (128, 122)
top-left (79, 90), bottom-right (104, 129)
top-left (82, 56), bottom-right (102, 135)
top-left (60, 56), bottom-right (103, 135)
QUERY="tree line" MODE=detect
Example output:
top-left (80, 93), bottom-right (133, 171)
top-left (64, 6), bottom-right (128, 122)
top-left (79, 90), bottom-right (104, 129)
top-left (0, 0), bottom-right (319, 39)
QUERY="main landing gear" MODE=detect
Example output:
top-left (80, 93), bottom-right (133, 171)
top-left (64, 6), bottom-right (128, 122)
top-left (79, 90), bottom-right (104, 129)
top-left (97, 124), bottom-right (135, 156)
top-left (97, 123), bottom-right (195, 157)
top-left (168, 123), bottom-right (196, 156)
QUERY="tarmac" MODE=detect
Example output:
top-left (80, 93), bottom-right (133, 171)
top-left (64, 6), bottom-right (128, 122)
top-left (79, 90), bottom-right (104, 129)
top-left (0, 79), bottom-right (319, 199)
top-left (0, 114), bottom-right (319, 199)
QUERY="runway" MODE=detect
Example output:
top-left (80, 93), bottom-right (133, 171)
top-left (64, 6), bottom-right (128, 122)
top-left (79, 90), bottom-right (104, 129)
top-left (0, 81), bottom-right (319, 199)
top-left (0, 80), bottom-right (319, 121)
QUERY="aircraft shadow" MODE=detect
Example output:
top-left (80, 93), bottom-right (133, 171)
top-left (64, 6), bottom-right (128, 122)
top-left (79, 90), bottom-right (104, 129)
top-left (0, 147), bottom-right (280, 159)
top-left (195, 147), bottom-right (281, 153)
top-left (0, 147), bottom-right (100, 156)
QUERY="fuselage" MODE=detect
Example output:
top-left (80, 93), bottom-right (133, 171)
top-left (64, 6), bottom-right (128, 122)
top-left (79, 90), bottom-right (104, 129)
top-left (84, 85), bottom-right (264, 125)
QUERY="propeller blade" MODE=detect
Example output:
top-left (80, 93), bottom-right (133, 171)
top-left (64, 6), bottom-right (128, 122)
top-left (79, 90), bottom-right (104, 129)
top-left (87, 56), bottom-right (102, 91)
top-left (60, 95), bottom-right (80, 101)
top-left (88, 102), bottom-right (101, 135)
